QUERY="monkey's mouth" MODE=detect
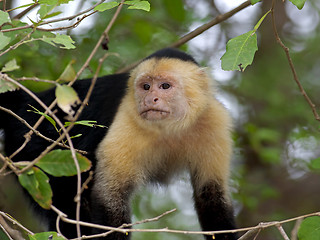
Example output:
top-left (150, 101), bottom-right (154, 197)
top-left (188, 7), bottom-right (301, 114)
top-left (140, 109), bottom-right (170, 120)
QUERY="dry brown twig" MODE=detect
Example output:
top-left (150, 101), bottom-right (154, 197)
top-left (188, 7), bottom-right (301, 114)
top-left (271, 0), bottom-right (320, 122)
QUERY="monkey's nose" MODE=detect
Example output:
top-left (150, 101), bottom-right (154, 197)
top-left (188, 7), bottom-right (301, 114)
top-left (153, 97), bottom-right (159, 102)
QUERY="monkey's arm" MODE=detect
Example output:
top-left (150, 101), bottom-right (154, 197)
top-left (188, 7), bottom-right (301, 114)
top-left (192, 180), bottom-right (237, 240)
top-left (189, 102), bottom-right (237, 240)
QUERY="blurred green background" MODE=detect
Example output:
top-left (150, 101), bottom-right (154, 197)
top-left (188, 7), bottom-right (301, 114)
top-left (1, 0), bottom-right (320, 239)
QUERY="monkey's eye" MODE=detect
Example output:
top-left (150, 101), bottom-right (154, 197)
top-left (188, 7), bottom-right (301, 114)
top-left (143, 83), bottom-right (151, 90)
top-left (161, 83), bottom-right (171, 89)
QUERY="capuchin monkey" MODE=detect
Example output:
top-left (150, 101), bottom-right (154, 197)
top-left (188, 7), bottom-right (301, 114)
top-left (0, 48), bottom-right (237, 240)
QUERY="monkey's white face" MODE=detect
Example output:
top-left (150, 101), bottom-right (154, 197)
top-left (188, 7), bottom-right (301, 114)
top-left (135, 74), bottom-right (189, 122)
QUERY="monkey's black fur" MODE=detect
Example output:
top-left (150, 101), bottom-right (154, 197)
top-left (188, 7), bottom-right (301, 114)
top-left (0, 48), bottom-right (237, 240)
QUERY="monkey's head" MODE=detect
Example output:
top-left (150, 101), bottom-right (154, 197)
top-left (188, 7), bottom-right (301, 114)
top-left (127, 49), bottom-right (213, 133)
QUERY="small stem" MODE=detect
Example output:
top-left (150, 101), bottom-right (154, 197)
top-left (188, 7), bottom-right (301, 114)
top-left (271, 0), bottom-right (320, 122)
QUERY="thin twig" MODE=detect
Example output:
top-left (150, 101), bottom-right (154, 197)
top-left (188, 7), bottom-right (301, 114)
top-left (170, 0), bottom-right (251, 48)
top-left (271, 0), bottom-right (320, 122)
top-left (80, 171), bottom-right (94, 195)
top-left (0, 74), bottom-right (75, 164)
top-left (36, 11), bottom-right (96, 32)
top-left (49, 206), bottom-right (320, 239)
top-left (0, 216), bottom-right (15, 240)
top-left (276, 224), bottom-right (290, 240)
top-left (290, 218), bottom-right (302, 240)
top-left (0, 152), bottom-right (18, 176)
top-left (12, 3), bottom-right (39, 20)
top-left (72, 3), bottom-right (125, 237)
top-left (17, 77), bottom-right (57, 84)
top-left (1, 0), bottom-right (106, 33)
top-left (50, 207), bottom-right (177, 240)
top-left (0, 106), bottom-right (87, 155)
top-left (0, 211), bottom-right (34, 236)
top-left (0, 29), bottom-right (35, 58)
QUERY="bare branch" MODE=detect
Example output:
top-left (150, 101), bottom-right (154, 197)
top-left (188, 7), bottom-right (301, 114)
top-left (12, 3), bottom-right (39, 20)
top-left (276, 224), bottom-right (290, 240)
top-left (290, 218), bottom-right (302, 240)
top-left (170, 0), bottom-right (251, 48)
top-left (36, 11), bottom-right (96, 32)
top-left (271, 0), bottom-right (320, 122)
top-left (117, 0), bottom-right (252, 73)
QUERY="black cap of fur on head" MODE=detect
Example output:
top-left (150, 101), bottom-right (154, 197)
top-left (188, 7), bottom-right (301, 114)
top-left (144, 48), bottom-right (199, 65)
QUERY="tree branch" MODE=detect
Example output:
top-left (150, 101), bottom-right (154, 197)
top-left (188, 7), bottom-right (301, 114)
top-left (117, 0), bottom-right (252, 73)
top-left (271, 0), bottom-right (320, 122)
top-left (1, 0), bottom-right (106, 33)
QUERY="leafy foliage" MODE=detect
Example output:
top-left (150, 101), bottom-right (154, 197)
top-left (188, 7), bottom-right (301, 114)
top-left (28, 232), bottom-right (66, 240)
top-left (18, 149), bottom-right (91, 209)
top-left (1, 0), bottom-right (320, 239)
top-left (36, 149), bottom-right (91, 177)
top-left (0, 11), bottom-right (11, 25)
top-left (95, 0), bottom-right (150, 12)
top-left (41, 34), bottom-right (76, 49)
top-left (18, 167), bottom-right (52, 209)
top-left (289, 0), bottom-right (307, 10)
top-left (298, 217), bottom-right (320, 240)
top-left (1, 59), bottom-right (20, 72)
top-left (0, 78), bottom-right (18, 93)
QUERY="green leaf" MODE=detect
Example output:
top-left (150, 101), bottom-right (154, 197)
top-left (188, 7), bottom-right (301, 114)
top-left (0, 32), bottom-right (11, 51)
top-left (309, 158), bottom-right (320, 171)
top-left (38, 4), bottom-right (56, 19)
top-left (39, 0), bottom-right (73, 5)
top-left (57, 59), bottom-right (76, 82)
top-left (289, 0), bottom-right (306, 10)
top-left (36, 149), bottom-right (92, 177)
top-left (43, 11), bottom-right (62, 20)
top-left (64, 120), bottom-right (106, 128)
top-left (94, 2), bottom-right (119, 12)
top-left (298, 216), bottom-right (320, 240)
top-left (0, 79), bottom-right (19, 93)
top-left (10, 3), bottom-right (35, 11)
top-left (27, 105), bottom-right (58, 132)
top-left (127, 1), bottom-right (151, 11)
top-left (0, 10), bottom-right (11, 25)
top-left (251, 0), bottom-right (261, 5)
top-left (70, 134), bottom-right (82, 139)
top-left (253, 10), bottom-right (271, 31)
top-left (221, 30), bottom-right (258, 71)
top-left (1, 59), bottom-right (20, 72)
top-left (28, 232), bottom-right (66, 240)
top-left (55, 84), bottom-right (80, 115)
top-left (163, 0), bottom-right (184, 21)
top-left (39, 0), bottom-right (59, 4)
top-left (18, 167), bottom-right (52, 209)
top-left (41, 33), bottom-right (75, 49)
